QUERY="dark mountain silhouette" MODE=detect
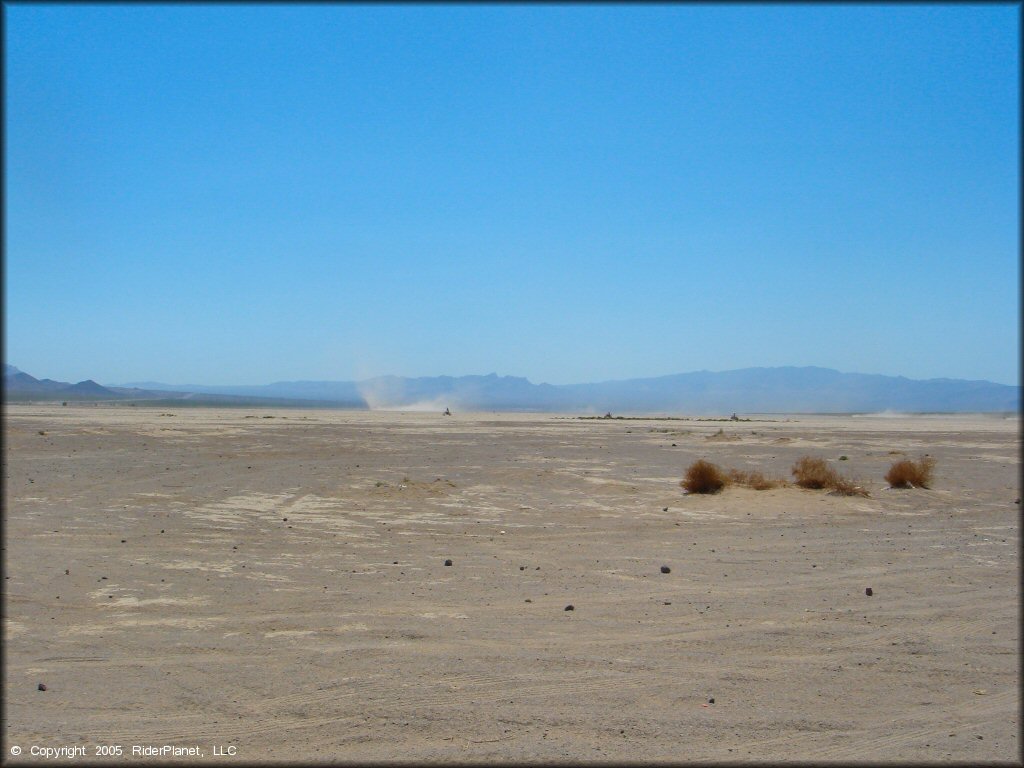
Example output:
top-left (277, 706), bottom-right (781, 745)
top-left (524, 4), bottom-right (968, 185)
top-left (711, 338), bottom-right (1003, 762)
top-left (3, 367), bottom-right (356, 407)
top-left (5, 371), bottom-right (74, 393)
top-left (63, 380), bottom-right (121, 398)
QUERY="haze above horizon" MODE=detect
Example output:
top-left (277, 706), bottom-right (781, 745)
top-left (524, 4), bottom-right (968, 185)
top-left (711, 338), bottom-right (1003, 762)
top-left (5, 5), bottom-right (1020, 387)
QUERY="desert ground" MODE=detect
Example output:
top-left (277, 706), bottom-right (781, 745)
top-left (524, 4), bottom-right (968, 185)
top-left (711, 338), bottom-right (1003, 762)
top-left (3, 404), bottom-right (1019, 762)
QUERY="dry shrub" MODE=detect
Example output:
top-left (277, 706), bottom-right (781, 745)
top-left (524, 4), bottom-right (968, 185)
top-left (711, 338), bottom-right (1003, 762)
top-left (885, 456), bottom-right (936, 489)
top-left (681, 459), bottom-right (728, 494)
top-left (727, 468), bottom-right (786, 490)
top-left (791, 456), bottom-right (839, 489)
top-left (829, 475), bottom-right (870, 497)
top-left (791, 455), bottom-right (869, 496)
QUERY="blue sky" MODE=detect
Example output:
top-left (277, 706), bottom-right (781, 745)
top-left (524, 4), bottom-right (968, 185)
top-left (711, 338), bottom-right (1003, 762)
top-left (4, 4), bottom-right (1019, 386)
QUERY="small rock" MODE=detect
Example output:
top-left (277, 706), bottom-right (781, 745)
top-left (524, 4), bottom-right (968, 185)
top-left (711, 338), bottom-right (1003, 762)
top-left (564, 604), bottom-right (574, 611)
top-left (663, 507), bottom-right (668, 512)
top-left (519, 566), bottom-right (525, 570)
top-left (120, 539), bottom-right (126, 543)
top-left (64, 569), bottom-right (69, 575)
top-left (708, 697), bottom-right (714, 704)
top-left (865, 587), bottom-right (873, 596)
top-left (660, 565), bottom-right (671, 574)
top-left (444, 559), bottom-right (453, 566)
top-left (38, 683), bottom-right (47, 691)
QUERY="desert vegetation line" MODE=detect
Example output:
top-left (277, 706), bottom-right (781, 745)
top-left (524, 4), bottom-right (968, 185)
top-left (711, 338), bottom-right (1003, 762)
top-left (681, 455), bottom-right (936, 497)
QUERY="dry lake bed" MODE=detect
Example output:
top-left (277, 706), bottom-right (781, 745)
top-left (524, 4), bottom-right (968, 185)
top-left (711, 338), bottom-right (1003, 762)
top-left (3, 405), bottom-right (1019, 762)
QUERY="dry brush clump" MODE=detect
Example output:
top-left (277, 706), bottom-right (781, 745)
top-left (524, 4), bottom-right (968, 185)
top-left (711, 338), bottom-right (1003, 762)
top-left (885, 456), bottom-right (936, 489)
top-left (828, 474), bottom-right (871, 497)
top-left (682, 461), bottom-right (787, 493)
top-left (791, 455), bottom-right (869, 497)
top-left (681, 459), bottom-right (729, 494)
top-left (726, 468), bottom-right (787, 490)
top-left (791, 456), bottom-right (838, 489)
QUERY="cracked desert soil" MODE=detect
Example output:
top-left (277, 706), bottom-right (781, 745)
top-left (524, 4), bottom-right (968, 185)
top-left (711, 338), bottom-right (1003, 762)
top-left (3, 405), bottom-right (1019, 762)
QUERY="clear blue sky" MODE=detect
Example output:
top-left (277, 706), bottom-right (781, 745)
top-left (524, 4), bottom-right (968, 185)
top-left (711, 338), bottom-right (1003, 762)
top-left (4, 4), bottom-right (1019, 386)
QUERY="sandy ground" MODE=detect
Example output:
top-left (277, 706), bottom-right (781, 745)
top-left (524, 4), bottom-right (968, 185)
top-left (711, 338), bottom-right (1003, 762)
top-left (3, 404), bottom-right (1019, 763)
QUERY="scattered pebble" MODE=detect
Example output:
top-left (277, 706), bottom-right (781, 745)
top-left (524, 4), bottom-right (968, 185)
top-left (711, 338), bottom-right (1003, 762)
top-left (37, 683), bottom-right (47, 691)
top-left (660, 565), bottom-right (671, 574)
top-left (663, 507), bottom-right (668, 512)
top-left (708, 697), bottom-right (715, 704)
top-left (444, 559), bottom-right (453, 566)
top-left (120, 539), bottom-right (126, 544)
top-left (519, 566), bottom-right (525, 571)
top-left (564, 604), bottom-right (574, 611)
top-left (865, 587), bottom-right (873, 596)
top-left (525, 598), bottom-right (532, 603)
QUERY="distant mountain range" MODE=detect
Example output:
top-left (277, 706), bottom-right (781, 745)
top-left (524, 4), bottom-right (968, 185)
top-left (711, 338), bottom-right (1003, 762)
top-left (1, 365), bottom-right (352, 407)
top-left (5, 364), bottom-right (1018, 413)
top-left (4, 366), bottom-right (122, 399)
